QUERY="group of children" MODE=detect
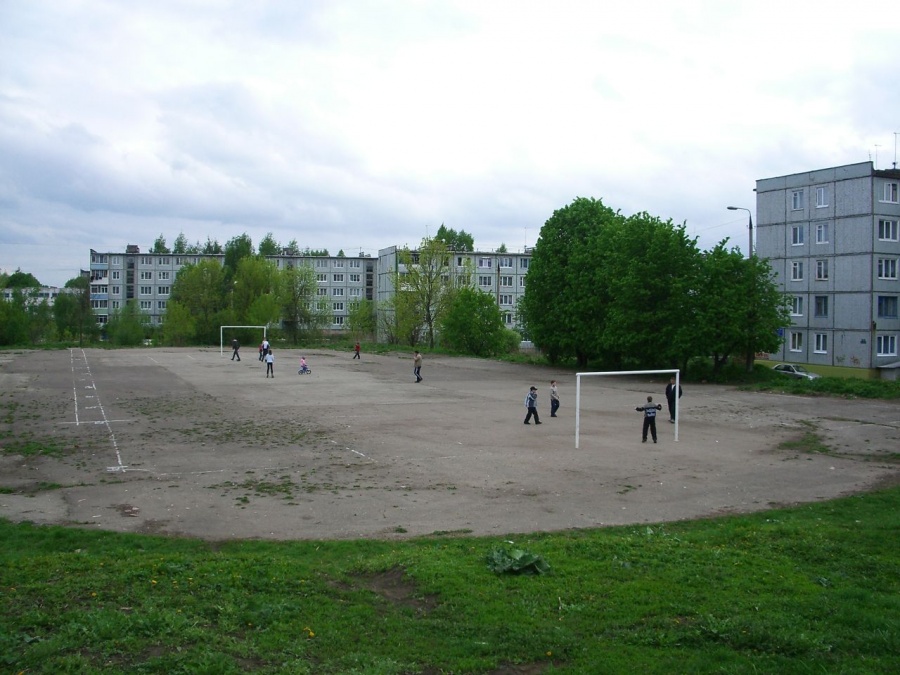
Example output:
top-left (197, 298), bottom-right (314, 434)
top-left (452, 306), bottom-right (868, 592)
top-left (525, 376), bottom-right (683, 443)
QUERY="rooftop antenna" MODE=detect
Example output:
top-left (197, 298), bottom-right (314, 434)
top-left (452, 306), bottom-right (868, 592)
top-left (894, 132), bottom-right (898, 169)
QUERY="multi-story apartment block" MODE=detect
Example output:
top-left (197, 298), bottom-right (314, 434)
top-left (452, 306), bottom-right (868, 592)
top-left (376, 245), bottom-right (531, 333)
top-left (756, 161), bottom-right (900, 372)
top-left (89, 246), bottom-right (375, 329)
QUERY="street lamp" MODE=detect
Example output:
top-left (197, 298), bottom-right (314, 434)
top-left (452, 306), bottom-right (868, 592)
top-left (727, 206), bottom-right (754, 258)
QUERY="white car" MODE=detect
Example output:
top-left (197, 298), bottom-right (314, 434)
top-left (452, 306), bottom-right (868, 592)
top-left (773, 364), bottom-right (821, 380)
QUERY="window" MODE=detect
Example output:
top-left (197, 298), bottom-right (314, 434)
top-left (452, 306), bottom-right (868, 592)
top-left (349, 288), bottom-right (361, 297)
top-left (140, 271), bottom-right (153, 280)
top-left (499, 294), bottom-right (514, 305)
top-left (878, 258), bottom-right (898, 279)
top-left (500, 275), bottom-right (513, 286)
top-left (157, 286), bottom-right (170, 295)
top-left (879, 219), bottom-right (899, 241)
top-left (791, 190), bottom-right (804, 210)
top-left (112, 271), bottom-right (120, 280)
top-left (520, 258), bottom-right (530, 270)
top-left (110, 301), bottom-right (118, 310)
top-left (157, 300), bottom-right (167, 310)
top-left (815, 223), bottom-right (829, 244)
top-left (814, 333), bottom-right (828, 353)
top-left (316, 288), bottom-right (327, 296)
top-left (111, 286), bottom-right (120, 295)
top-left (791, 261), bottom-right (804, 281)
top-left (316, 274), bottom-right (327, 282)
top-left (499, 257), bottom-right (513, 268)
top-left (791, 226), bottom-right (804, 245)
top-left (349, 274), bottom-right (361, 282)
top-left (315, 259), bottom-right (328, 268)
top-left (882, 182), bottom-right (899, 203)
top-left (504, 312), bottom-right (513, 325)
top-left (815, 259), bottom-right (829, 280)
top-left (332, 302), bottom-right (344, 312)
top-left (332, 316), bottom-right (344, 326)
top-left (814, 295), bottom-right (829, 318)
top-left (790, 332), bottom-right (803, 352)
top-left (815, 186), bottom-right (827, 207)
top-left (333, 260), bottom-right (344, 268)
top-left (140, 256), bottom-right (152, 265)
top-left (478, 257), bottom-right (492, 269)
top-left (878, 296), bottom-right (898, 319)
top-left (139, 300), bottom-right (152, 310)
top-left (140, 286), bottom-right (152, 295)
top-left (519, 277), bottom-right (527, 287)
top-left (332, 288), bottom-right (343, 296)
top-left (333, 274), bottom-right (344, 282)
top-left (478, 276), bottom-right (492, 288)
top-left (349, 260), bottom-right (361, 268)
top-left (159, 271), bottom-right (170, 280)
top-left (791, 296), bottom-right (803, 315)
top-left (157, 257), bottom-right (167, 265)
top-left (877, 335), bottom-right (897, 356)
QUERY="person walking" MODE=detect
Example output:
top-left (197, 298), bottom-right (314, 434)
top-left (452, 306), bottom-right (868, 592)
top-left (665, 377), bottom-right (683, 423)
top-left (636, 395), bottom-right (662, 443)
top-left (353, 342), bottom-right (361, 359)
top-left (231, 338), bottom-right (241, 361)
top-left (265, 349), bottom-right (275, 378)
top-left (413, 351), bottom-right (423, 382)
top-left (524, 386), bottom-right (542, 424)
top-left (549, 380), bottom-right (560, 417)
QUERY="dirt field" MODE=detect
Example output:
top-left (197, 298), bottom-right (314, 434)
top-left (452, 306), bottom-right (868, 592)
top-left (1, 347), bottom-right (898, 541)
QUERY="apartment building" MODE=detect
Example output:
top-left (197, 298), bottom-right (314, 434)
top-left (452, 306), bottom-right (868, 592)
top-left (756, 161), bottom-right (900, 372)
top-left (376, 245), bottom-right (531, 333)
top-left (88, 246), bottom-right (375, 329)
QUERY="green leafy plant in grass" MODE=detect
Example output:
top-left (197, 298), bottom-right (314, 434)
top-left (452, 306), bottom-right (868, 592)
top-left (486, 546), bottom-right (551, 575)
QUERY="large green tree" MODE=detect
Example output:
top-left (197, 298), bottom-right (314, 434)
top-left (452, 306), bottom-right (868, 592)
top-left (258, 233), bottom-right (281, 257)
top-left (223, 234), bottom-right (254, 280)
top-left (5, 269), bottom-right (42, 288)
top-left (151, 235), bottom-right (170, 254)
top-left (396, 237), bottom-right (455, 348)
top-left (346, 299), bottom-right (377, 341)
top-left (520, 197), bottom-right (622, 366)
top-left (435, 224), bottom-right (474, 252)
top-left (106, 300), bottom-right (146, 346)
top-left (169, 259), bottom-right (228, 343)
top-left (440, 287), bottom-right (516, 357)
top-left (277, 263), bottom-right (327, 344)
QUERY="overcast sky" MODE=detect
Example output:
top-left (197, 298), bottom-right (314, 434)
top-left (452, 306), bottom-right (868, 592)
top-left (2, 1), bottom-right (898, 287)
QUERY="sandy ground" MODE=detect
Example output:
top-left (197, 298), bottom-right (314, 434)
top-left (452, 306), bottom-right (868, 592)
top-left (0, 347), bottom-right (897, 541)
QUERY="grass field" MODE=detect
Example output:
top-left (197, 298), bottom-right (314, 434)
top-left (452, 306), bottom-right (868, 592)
top-left (2, 483), bottom-right (899, 674)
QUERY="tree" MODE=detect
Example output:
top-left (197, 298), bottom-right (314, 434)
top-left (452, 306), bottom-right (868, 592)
top-left (284, 239), bottom-right (301, 256)
top-left (169, 259), bottom-right (228, 343)
top-left (346, 299), bottom-right (376, 340)
top-left (258, 233), bottom-right (280, 257)
top-left (202, 237), bottom-right (223, 254)
top-left (599, 213), bottom-right (703, 370)
top-left (160, 300), bottom-right (196, 346)
top-left (151, 234), bottom-right (170, 254)
top-left (435, 224), bottom-right (474, 251)
top-left (223, 234), bottom-right (254, 279)
top-left (396, 237), bottom-right (455, 348)
top-left (520, 197), bottom-right (622, 366)
top-left (173, 233), bottom-right (189, 254)
top-left (0, 289), bottom-right (29, 345)
top-left (232, 256), bottom-right (278, 324)
top-left (106, 300), bottom-right (146, 346)
top-left (440, 287), bottom-right (516, 357)
top-left (497, 243), bottom-right (508, 253)
top-left (6, 269), bottom-right (42, 288)
top-left (277, 263), bottom-right (327, 344)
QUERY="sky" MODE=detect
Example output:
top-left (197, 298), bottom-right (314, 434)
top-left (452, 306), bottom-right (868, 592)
top-left (2, 0), bottom-right (898, 287)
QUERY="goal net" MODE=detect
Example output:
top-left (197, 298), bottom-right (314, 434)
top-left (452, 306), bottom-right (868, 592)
top-left (575, 369), bottom-right (681, 448)
top-left (220, 325), bottom-right (268, 355)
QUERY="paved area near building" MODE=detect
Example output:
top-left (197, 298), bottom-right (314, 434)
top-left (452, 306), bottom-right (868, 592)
top-left (0, 347), bottom-right (897, 541)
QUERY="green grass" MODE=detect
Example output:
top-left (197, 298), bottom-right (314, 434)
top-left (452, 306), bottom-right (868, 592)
top-left (2, 486), bottom-right (899, 674)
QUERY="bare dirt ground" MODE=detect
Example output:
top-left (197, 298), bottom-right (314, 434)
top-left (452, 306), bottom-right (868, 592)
top-left (0, 347), bottom-right (898, 541)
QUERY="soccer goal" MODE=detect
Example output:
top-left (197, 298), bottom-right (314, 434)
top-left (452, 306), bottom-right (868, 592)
top-left (575, 369), bottom-right (680, 448)
top-left (220, 325), bottom-right (268, 356)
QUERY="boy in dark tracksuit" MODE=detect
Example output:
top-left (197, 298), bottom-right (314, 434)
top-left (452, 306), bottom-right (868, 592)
top-left (524, 386), bottom-right (541, 424)
top-left (636, 395), bottom-right (662, 443)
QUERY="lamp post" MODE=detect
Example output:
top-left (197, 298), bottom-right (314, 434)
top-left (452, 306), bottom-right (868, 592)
top-left (727, 206), bottom-right (753, 257)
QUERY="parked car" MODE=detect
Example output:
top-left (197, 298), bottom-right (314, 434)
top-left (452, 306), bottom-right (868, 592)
top-left (772, 364), bottom-right (821, 380)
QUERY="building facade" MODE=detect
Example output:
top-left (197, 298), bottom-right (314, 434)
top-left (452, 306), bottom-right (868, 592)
top-left (376, 245), bottom-right (532, 334)
top-left (756, 161), bottom-right (900, 370)
top-left (89, 246), bottom-right (375, 329)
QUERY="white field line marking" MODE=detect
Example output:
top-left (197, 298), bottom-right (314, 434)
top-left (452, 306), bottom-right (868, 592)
top-left (70, 348), bottom-right (127, 472)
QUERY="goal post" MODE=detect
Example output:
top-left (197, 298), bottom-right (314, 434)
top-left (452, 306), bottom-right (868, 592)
top-left (220, 325), bottom-right (268, 355)
top-left (575, 369), bottom-right (680, 448)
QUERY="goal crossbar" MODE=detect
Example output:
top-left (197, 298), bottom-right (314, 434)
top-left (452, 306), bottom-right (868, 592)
top-left (220, 325), bottom-right (268, 355)
top-left (575, 369), bottom-right (680, 448)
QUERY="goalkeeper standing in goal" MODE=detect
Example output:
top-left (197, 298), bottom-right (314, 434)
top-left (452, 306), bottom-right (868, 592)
top-left (635, 395), bottom-right (662, 443)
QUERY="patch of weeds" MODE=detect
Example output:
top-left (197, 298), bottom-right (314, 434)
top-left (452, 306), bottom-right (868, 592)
top-left (779, 420), bottom-right (830, 455)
